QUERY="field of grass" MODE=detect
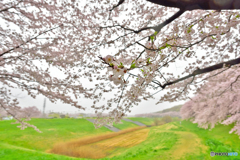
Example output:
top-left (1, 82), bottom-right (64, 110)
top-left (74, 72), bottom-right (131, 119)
top-left (175, 120), bottom-right (240, 160)
top-left (0, 118), bottom-right (240, 160)
top-left (0, 118), bottom-right (113, 151)
top-left (0, 143), bottom-right (80, 160)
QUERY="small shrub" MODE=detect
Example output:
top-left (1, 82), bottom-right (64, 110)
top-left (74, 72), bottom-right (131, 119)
top-left (153, 118), bottom-right (164, 126)
top-left (162, 116), bottom-right (172, 123)
top-left (48, 113), bottom-right (60, 119)
top-left (60, 115), bottom-right (65, 118)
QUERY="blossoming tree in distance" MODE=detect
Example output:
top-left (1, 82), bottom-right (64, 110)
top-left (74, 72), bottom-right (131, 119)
top-left (181, 65), bottom-right (240, 137)
top-left (1, 0), bottom-right (240, 135)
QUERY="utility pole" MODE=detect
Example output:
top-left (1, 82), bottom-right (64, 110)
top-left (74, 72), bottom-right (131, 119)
top-left (42, 98), bottom-right (46, 118)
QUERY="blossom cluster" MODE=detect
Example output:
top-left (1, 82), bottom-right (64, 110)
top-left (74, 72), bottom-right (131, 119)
top-left (103, 55), bottom-right (128, 86)
top-left (145, 42), bottom-right (157, 58)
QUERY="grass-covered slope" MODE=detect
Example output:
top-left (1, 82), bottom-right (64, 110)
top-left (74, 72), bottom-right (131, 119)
top-left (0, 118), bottom-right (112, 151)
top-left (178, 120), bottom-right (240, 159)
top-left (0, 143), bottom-right (81, 160)
top-left (0, 118), bottom-right (141, 151)
top-left (1, 118), bottom-right (240, 160)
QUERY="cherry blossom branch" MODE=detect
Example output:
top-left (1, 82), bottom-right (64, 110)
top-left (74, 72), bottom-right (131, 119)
top-left (217, 74), bottom-right (239, 97)
top-left (127, 72), bottom-right (160, 86)
top-left (157, 25), bottom-right (233, 71)
top-left (151, 9), bottom-right (185, 35)
top-left (117, 75), bottom-right (130, 107)
top-left (136, 50), bottom-right (145, 60)
top-left (115, 9), bottom-right (185, 35)
top-left (161, 57), bottom-right (240, 89)
top-left (0, 0), bottom-right (23, 13)
top-left (195, 67), bottom-right (231, 84)
top-left (0, 25), bottom-right (63, 57)
top-left (158, 69), bottom-right (168, 83)
top-left (230, 74), bottom-right (240, 90)
top-left (110, 0), bottom-right (125, 11)
top-left (0, 73), bottom-right (82, 88)
top-left (142, 88), bottom-right (163, 99)
top-left (147, 0), bottom-right (240, 10)
top-left (175, 75), bottom-right (195, 99)
top-left (0, 100), bottom-right (42, 133)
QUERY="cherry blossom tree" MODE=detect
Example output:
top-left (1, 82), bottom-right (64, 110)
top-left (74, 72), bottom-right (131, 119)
top-left (1, 0), bottom-right (240, 132)
top-left (20, 106), bottom-right (41, 118)
top-left (180, 64), bottom-right (240, 137)
top-left (135, 111), bottom-right (181, 118)
top-left (0, 107), bottom-right (7, 120)
top-left (0, 0), bottom-right (90, 132)
top-left (84, 0), bottom-right (240, 129)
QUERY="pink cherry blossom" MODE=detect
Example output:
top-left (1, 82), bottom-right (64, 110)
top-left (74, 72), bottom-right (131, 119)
top-left (145, 41), bottom-right (157, 57)
top-left (113, 68), bottom-right (124, 76)
top-left (181, 65), bottom-right (240, 137)
top-left (105, 55), bottom-right (114, 63)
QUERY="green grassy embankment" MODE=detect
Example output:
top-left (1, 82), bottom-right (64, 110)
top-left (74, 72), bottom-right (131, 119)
top-left (0, 118), bottom-right (240, 160)
top-left (0, 118), bottom-right (137, 152)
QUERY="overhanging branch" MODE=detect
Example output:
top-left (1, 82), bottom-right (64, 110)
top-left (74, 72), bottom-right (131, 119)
top-left (147, 0), bottom-right (240, 10)
top-left (0, 25), bottom-right (63, 57)
top-left (110, 0), bottom-right (125, 11)
top-left (161, 57), bottom-right (240, 89)
top-left (152, 9), bottom-right (185, 34)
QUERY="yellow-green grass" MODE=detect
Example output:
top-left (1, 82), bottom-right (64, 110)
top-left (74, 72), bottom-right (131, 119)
top-left (172, 120), bottom-right (240, 160)
top-left (106, 126), bottom-right (179, 160)
top-left (50, 126), bottom-right (147, 159)
top-left (0, 118), bottom-right (141, 152)
top-left (0, 142), bottom-right (82, 160)
top-left (102, 121), bottom-right (240, 160)
top-left (0, 118), bottom-right (112, 151)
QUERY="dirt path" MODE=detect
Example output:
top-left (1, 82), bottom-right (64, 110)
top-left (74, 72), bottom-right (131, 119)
top-left (153, 123), bottom-right (208, 160)
top-left (170, 131), bottom-right (208, 159)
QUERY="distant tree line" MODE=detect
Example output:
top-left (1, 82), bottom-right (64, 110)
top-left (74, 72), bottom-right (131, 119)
top-left (134, 111), bottom-right (181, 118)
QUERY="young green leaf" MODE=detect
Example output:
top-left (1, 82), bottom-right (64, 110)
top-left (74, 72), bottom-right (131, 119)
top-left (130, 63), bottom-right (136, 69)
